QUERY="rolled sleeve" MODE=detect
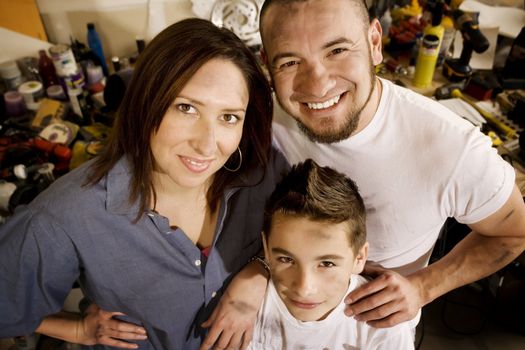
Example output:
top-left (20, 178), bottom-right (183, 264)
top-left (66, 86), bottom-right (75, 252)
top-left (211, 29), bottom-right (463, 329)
top-left (0, 207), bottom-right (79, 336)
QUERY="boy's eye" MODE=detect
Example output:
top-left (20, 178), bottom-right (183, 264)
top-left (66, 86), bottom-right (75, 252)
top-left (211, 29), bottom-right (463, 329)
top-left (319, 261), bottom-right (335, 268)
top-left (221, 114), bottom-right (240, 124)
top-left (176, 103), bottom-right (197, 114)
top-left (277, 256), bottom-right (294, 264)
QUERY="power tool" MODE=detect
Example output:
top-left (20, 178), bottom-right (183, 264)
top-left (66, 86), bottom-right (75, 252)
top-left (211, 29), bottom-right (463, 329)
top-left (442, 9), bottom-right (490, 82)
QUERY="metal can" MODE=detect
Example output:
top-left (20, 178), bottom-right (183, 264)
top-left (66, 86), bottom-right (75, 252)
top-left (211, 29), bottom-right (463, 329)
top-left (49, 44), bottom-right (78, 77)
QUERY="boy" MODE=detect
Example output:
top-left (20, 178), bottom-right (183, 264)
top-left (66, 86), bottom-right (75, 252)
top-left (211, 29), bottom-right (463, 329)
top-left (250, 159), bottom-right (414, 349)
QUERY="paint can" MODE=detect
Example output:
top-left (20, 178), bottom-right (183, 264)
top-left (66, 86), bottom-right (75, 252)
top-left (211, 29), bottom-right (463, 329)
top-left (18, 81), bottom-right (44, 111)
top-left (46, 84), bottom-right (67, 101)
top-left (49, 44), bottom-right (78, 77)
top-left (0, 61), bottom-right (24, 90)
top-left (3, 91), bottom-right (26, 116)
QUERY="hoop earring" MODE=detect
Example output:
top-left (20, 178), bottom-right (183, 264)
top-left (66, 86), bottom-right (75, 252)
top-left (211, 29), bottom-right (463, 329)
top-left (223, 147), bottom-right (242, 172)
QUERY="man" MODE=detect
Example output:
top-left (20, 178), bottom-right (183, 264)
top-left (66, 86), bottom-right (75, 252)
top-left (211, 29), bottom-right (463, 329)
top-left (258, 0), bottom-right (525, 329)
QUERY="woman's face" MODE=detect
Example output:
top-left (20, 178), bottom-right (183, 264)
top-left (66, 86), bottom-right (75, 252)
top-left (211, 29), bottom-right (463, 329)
top-left (150, 58), bottom-right (249, 191)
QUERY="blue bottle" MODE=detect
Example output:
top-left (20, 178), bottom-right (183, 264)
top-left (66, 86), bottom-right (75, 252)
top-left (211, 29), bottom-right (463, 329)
top-left (87, 23), bottom-right (109, 76)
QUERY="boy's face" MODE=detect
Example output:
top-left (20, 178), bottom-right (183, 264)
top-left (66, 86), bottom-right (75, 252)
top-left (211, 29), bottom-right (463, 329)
top-left (263, 213), bottom-right (367, 321)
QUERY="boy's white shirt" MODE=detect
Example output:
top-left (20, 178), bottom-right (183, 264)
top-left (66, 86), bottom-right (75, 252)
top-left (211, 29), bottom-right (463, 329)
top-left (249, 274), bottom-right (414, 350)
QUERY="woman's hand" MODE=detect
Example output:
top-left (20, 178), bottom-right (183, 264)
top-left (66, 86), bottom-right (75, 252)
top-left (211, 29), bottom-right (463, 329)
top-left (78, 303), bottom-right (147, 348)
top-left (199, 260), bottom-right (269, 350)
top-left (36, 304), bottom-right (147, 349)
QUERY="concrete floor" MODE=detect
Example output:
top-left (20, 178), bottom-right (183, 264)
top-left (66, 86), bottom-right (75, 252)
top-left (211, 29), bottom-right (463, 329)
top-left (416, 282), bottom-right (525, 350)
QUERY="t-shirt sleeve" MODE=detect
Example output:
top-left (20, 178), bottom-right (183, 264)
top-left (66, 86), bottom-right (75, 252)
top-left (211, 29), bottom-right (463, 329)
top-left (0, 206), bottom-right (80, 337)
top-left (367, 323), bottom-right (415, 350)
top-left (446, 128), bottom-right (515, 224)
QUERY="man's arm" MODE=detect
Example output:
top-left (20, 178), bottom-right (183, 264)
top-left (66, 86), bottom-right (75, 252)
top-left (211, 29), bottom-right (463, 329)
top-left (345, 185), bottom-right (525, 327)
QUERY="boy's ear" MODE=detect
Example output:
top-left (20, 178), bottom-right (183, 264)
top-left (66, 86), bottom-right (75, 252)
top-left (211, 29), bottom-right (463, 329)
top-left (351, 242), bottom-right (369, 274)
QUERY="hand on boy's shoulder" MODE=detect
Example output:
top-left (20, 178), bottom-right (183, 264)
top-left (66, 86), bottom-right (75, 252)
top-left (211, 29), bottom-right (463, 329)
top-left (344, 264), bottom-right (422, 328)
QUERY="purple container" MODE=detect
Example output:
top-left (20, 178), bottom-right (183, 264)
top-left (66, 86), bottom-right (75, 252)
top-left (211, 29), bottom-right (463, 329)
top-left (3, 91), bottom-right (26, 116)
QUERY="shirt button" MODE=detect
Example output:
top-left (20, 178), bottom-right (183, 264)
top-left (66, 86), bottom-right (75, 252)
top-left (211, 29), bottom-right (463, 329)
top-left (194, 259), bottom-right (201, 266)
top-left (211, 291), bottom-right (217, 298)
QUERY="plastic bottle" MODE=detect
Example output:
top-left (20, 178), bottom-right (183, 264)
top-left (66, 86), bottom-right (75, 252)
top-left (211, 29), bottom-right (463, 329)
top-left (38, 50), bottom-right (59, 88)
top-left (413, 34), bottom-right (441, 88)
top-left (413, 2), bottom-right (444, 87)
top-left (86, 23), bottom-right (109, 76)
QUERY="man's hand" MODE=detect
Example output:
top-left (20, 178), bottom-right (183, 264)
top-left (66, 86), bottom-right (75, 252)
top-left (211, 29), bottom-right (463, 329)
top-left (79, 303), bottom-right (147, 348)
top-left (200, 259), bottom-right (269, 350)
top-left (344, 264), bottom-right (422, 328)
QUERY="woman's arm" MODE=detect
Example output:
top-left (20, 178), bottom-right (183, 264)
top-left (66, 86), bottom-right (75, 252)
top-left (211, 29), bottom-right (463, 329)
top-left (36, 304), bottom-right (147, 349)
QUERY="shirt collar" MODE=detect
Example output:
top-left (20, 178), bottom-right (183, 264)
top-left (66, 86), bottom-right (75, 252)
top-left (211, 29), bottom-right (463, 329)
top-left (105, 157), bottom-right (264, 215)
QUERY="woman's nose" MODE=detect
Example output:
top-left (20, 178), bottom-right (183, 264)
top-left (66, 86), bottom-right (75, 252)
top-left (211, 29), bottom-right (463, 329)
top-left (191, 119), bottom-right (217, 156)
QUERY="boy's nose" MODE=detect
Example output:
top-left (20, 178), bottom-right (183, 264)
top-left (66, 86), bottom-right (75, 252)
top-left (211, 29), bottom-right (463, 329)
top-left (293, 269), bottom-right (317, 297)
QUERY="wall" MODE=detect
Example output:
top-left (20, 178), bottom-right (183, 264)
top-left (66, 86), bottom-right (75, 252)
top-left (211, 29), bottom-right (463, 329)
top-left (36, 0), bottom-right (195, 60)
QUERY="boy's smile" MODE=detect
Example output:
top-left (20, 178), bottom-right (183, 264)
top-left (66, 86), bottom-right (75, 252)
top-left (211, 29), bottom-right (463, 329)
top-left (264, 214), bottom-right (367, 321)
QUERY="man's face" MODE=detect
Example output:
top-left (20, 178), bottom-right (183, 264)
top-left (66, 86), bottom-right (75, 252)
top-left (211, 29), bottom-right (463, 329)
top-left (261, 0), bottom-right (383, 143)
top-left (263, 214), bottom-right (367, 321)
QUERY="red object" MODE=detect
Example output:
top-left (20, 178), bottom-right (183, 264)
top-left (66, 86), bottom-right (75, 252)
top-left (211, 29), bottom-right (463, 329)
top-left (38, 50), bottom-right (59, 88)
top-left (32, 137), bottom-right (71, 161)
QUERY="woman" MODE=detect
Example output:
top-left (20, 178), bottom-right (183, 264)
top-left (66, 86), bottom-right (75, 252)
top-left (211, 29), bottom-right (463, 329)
top-left (0, 18), bottom-right (287, 349)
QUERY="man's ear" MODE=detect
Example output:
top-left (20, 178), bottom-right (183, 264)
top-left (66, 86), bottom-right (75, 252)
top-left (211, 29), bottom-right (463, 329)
top-left (260, 48), bottom-right (268, 67)
top-left (259, 48), bottom-right (275, 91)
top-left (368, 19), bottom-right (383, 66)
top-left (352, 242), bottom-right (369, 274)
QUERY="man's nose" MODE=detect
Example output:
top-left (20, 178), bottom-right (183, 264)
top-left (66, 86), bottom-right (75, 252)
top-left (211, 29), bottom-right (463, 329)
top-left (296, 61), bottom-right (336, 99)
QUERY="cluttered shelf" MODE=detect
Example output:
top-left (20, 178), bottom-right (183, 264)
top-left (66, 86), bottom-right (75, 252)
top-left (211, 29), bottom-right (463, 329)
top-left (0, 23), bottom-right (139, 222)
top-left (374, 0), bottom-right (525, 193)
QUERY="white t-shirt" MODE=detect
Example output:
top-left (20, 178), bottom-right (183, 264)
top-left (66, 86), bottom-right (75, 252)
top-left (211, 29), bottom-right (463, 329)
top-left (250, 276), bottom-right (414, 350)
top-left (272, 78), bottom-right (515, 274)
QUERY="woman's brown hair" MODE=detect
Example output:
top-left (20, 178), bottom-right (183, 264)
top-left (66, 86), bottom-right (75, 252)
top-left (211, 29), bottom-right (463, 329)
top-left (87, 18), bottom-right (273, 219)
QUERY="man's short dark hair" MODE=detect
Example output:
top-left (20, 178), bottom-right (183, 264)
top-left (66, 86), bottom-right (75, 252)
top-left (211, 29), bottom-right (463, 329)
top-left (263, 159), bottom-right (366, 254)
top-left (260, 0), bottom-right (371, 36)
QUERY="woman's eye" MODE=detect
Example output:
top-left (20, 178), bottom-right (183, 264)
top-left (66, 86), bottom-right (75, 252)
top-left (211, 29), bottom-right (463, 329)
top-left (277, 256), bottom-right (293, 264)
top-left (222, 114), bottom-right (240, 124)
top-left (176, 103), bottom-right (196, 114)
top-left (320, 261), bottom-right (335, 268)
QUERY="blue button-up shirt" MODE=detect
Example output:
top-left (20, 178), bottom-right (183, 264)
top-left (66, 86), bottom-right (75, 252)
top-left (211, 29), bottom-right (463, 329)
top-left (0, 149), bottom-right (289, 349)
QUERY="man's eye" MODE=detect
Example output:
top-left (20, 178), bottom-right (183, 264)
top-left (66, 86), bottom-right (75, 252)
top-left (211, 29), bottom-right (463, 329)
top-left (330, 48), bottom-right (347, 55)
top-left (176, 104), bottom-right (196, 113)
top-left (278, 60), bottom-right (298, 69)
top-left (222, 114), bottom-right (240, 124)
top-left (320, 261), bottom-right (335, 268)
